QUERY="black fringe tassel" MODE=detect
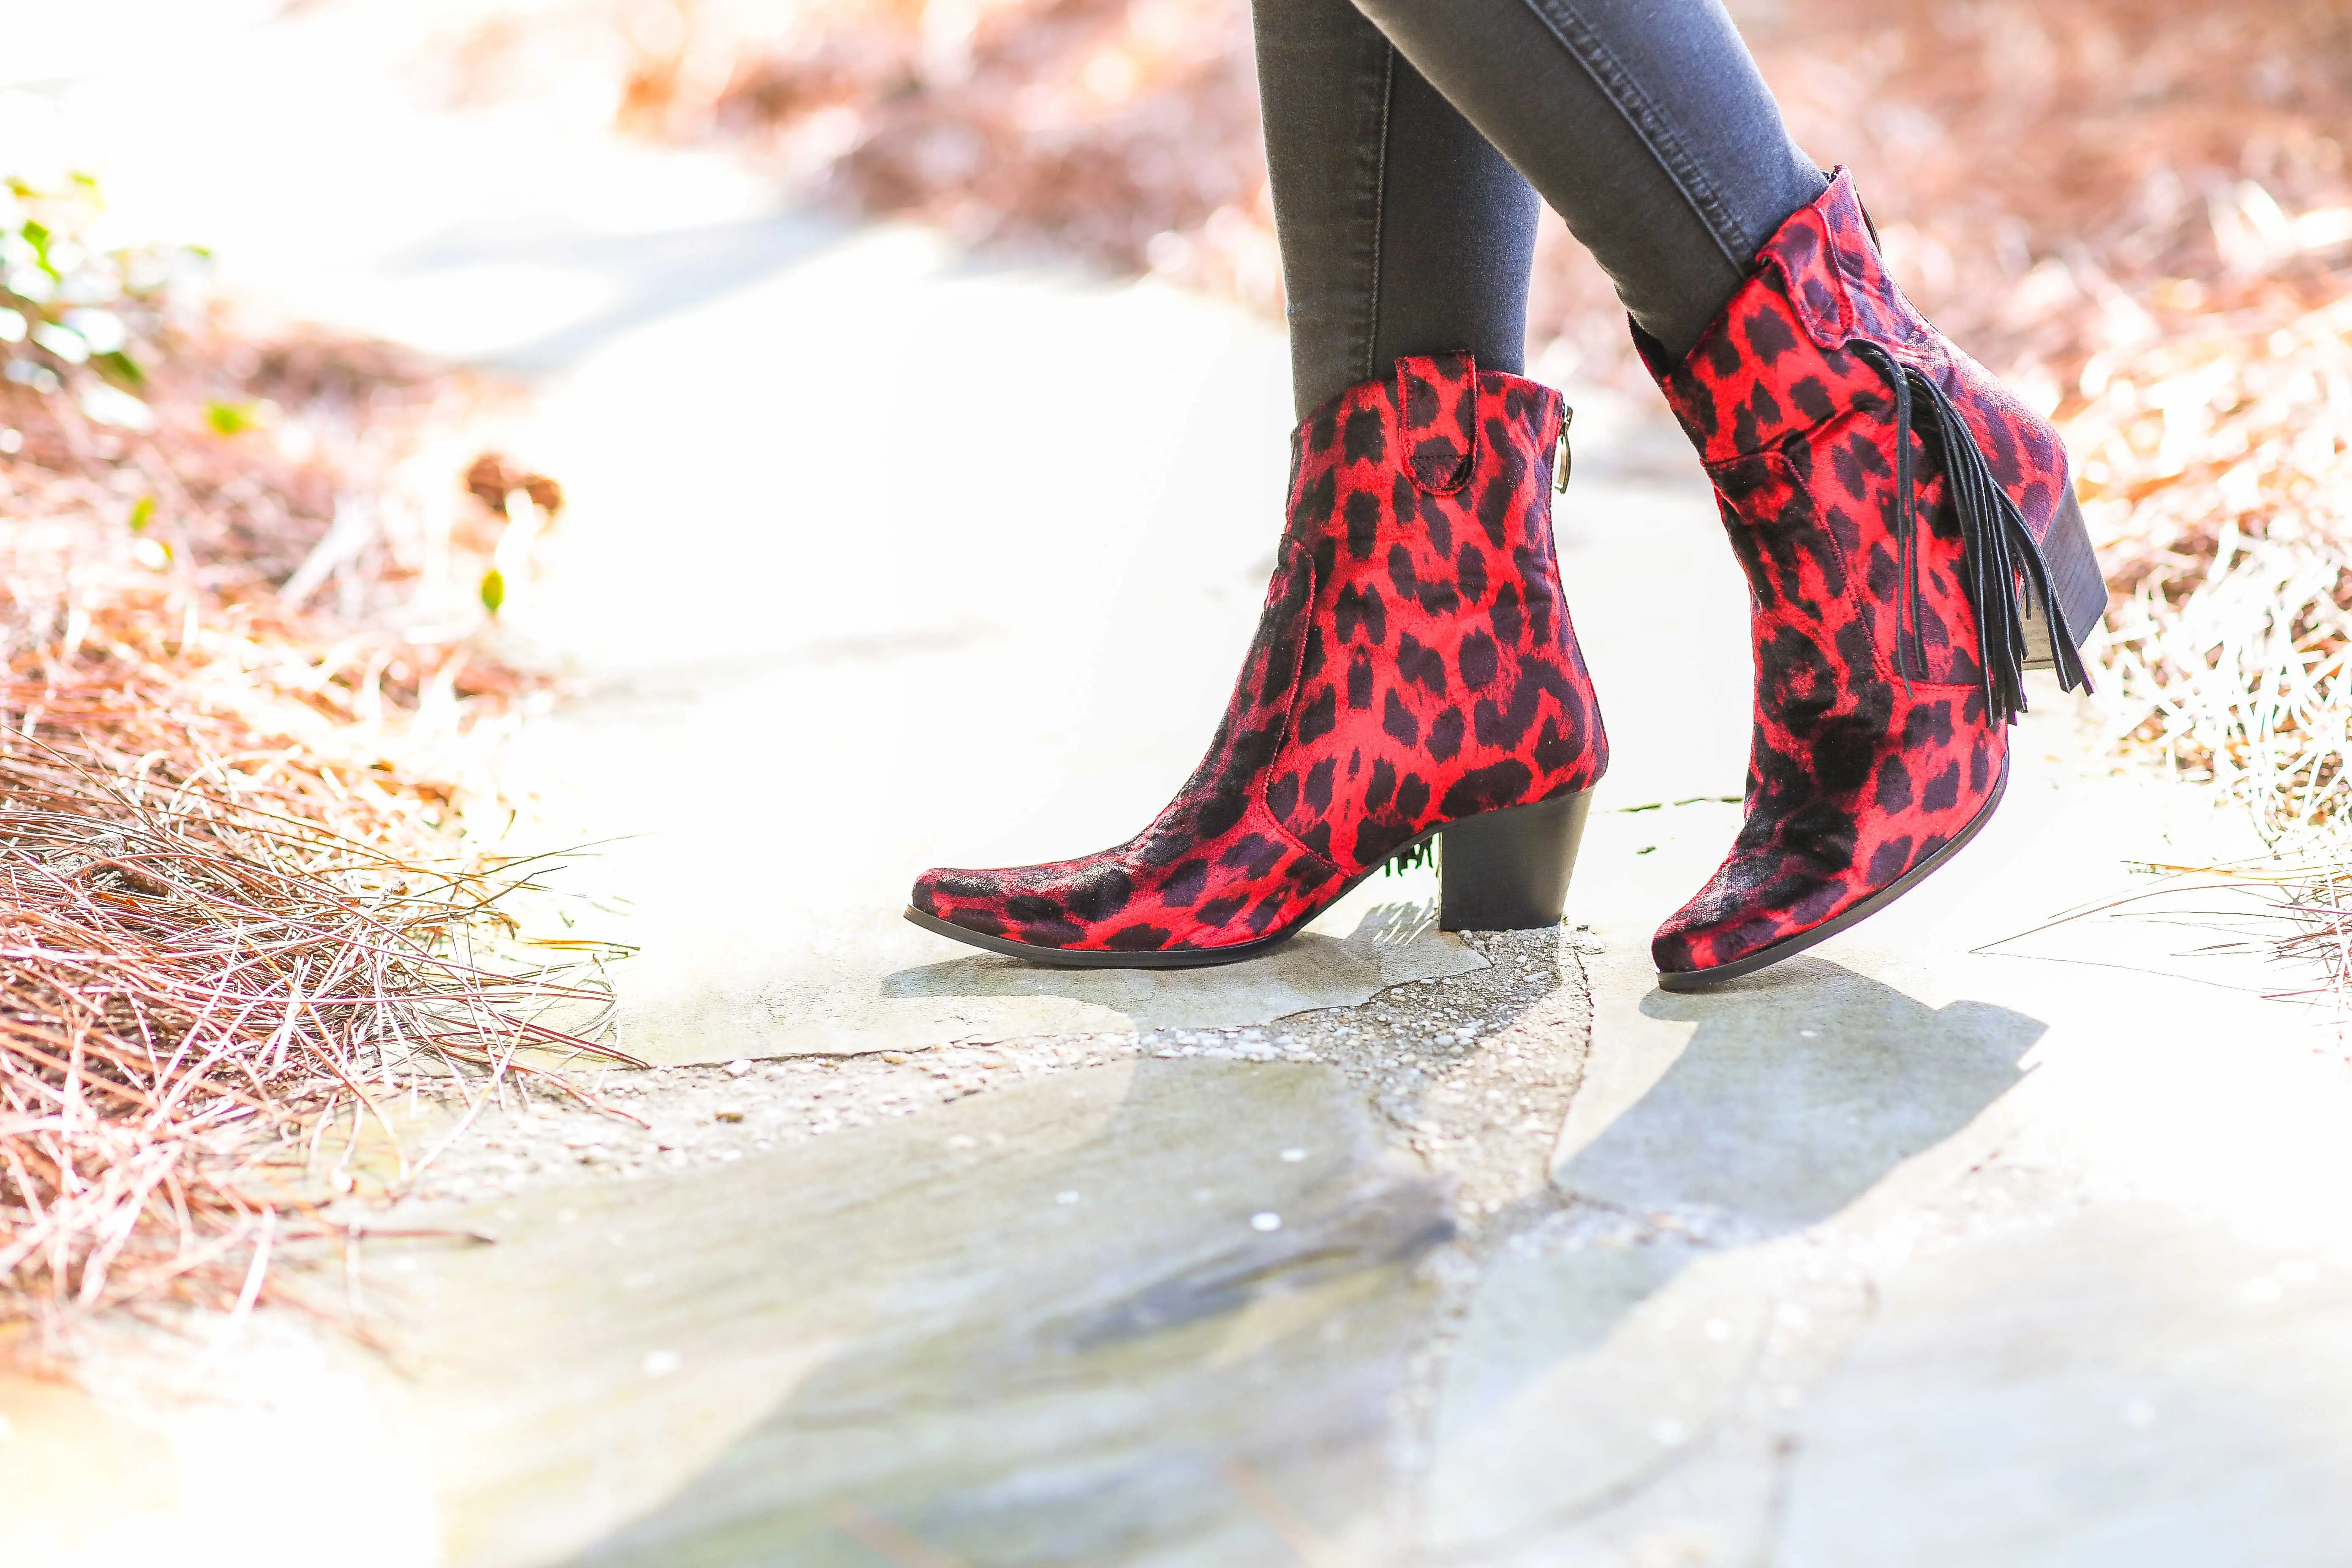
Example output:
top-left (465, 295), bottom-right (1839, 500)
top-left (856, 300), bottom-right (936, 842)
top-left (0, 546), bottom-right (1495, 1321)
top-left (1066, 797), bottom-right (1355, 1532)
top-left (1850, 341), bottom-right (2092, 726)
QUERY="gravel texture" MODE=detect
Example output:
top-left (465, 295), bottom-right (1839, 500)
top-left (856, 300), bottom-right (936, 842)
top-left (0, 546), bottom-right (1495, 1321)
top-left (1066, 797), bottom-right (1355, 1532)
top-left (406, 925), bottom-right (1604, 1236)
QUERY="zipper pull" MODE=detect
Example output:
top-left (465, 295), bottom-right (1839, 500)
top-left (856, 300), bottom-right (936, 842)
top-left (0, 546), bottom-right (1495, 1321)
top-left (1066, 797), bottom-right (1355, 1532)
top-left (1554, 404), bottom-right (1574, 493)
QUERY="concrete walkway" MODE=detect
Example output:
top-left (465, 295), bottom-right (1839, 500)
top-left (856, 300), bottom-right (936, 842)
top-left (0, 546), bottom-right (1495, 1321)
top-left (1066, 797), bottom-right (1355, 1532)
top-left (9, 6), bottom-right (2352, 1566)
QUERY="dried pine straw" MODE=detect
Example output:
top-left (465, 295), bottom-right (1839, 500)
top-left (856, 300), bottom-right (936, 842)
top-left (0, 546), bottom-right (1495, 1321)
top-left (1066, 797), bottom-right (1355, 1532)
top-left (0, 735), bottom-right (622, 1337)
top-left (1984, 853), bottom-right (2352, 1049)
top-left (2077, 281), bottom-right (2352, 834)
top-left (1, 303), bottom-right (620, 1351)
top-left (2259, 861), bottom-right (2352, 1006)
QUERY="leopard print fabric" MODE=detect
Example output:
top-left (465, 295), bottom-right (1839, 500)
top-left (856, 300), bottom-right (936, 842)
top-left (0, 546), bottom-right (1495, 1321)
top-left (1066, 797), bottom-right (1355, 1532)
top-left (1640, 169), bottom-right (2068, 977)
top-left (911, 353), bottom-right (1608, 956)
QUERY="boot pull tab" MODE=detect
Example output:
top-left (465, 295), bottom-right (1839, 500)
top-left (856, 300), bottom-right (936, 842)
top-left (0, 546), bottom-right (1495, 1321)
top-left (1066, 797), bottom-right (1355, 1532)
top-left (1396, 352), bottom-right (1478, 494)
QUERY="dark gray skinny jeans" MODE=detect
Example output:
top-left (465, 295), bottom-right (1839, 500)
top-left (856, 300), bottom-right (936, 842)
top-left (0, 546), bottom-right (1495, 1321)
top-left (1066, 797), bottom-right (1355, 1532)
top-left (1254, 0), bottom-right (1827, 416)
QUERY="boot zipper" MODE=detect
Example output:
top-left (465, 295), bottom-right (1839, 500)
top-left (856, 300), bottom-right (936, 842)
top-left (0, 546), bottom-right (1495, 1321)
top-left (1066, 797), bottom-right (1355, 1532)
top-left (1555, 406), bottom-right (1574, 493)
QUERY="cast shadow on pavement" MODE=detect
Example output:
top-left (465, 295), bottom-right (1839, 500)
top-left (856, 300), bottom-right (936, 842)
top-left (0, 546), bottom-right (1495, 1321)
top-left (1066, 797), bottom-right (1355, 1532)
top-left (1572, 956), bottom-right (2046, 1230)
top-left (1424, 959), bottom-right (2050, 1550)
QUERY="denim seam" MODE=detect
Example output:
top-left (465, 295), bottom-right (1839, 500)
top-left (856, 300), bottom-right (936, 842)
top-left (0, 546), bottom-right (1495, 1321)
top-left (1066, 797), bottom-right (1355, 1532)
top-left (1359, 44), bottom-right (1397, 388)
top-left (1517, 0), bottom-right (1751, 270)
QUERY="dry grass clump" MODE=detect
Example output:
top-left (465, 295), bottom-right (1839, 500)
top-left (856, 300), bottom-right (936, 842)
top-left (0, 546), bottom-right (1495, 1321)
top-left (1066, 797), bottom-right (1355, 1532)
top-left (1991, 852), bottom-right (2352, 1041)
top-left (2074, 282), bottom-right (2352, 833)
top-left (2252, 860), bottom-right (2352, 1009)
top-left (2, 191), bottom-right (613, 1350)
top-left (0, 738), bottom-right (615, 1343)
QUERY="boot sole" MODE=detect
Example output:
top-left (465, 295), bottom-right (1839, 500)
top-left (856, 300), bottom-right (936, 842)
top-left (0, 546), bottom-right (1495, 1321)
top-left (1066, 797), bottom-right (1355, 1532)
top-left (1653, 755), bottom-right (2009, 992)
top-left (904, 787), bottom-right (1595, 969)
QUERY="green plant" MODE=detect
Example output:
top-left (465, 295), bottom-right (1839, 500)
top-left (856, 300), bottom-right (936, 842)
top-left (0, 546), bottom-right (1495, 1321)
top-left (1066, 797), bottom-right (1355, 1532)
top-left (0, 172), bottom-right (200, 432)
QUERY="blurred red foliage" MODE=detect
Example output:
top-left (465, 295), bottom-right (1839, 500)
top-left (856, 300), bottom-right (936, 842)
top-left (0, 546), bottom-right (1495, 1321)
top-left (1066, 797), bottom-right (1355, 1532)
top-left (566, 0), bottom-right (2352, 387)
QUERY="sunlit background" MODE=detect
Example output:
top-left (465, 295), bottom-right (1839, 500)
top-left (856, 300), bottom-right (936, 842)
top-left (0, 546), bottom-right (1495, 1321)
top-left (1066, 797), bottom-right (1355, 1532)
top-left (8, 5), bottom-right (2352, 1562)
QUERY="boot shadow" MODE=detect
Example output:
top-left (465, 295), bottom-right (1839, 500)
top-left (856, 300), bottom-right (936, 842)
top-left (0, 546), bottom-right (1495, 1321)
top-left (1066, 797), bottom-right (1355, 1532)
top-left (1426, 958), bottom-right (2048, 1543)
top-left (1561, 955), bottom-right (2046, 1233)
top-left (1467, 956), bottom-right (2046, 1383)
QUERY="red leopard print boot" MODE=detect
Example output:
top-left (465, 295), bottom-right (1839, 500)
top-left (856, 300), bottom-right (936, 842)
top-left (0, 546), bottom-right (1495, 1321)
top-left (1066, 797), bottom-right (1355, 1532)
top-left (1641, 169), bottom-right (2106, 990)
top-left (908, 352), bottom-right (1608, 967)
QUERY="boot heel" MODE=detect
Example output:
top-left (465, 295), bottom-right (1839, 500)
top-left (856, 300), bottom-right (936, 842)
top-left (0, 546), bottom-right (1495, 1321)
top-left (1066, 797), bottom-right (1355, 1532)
top-left (2023, 482), bottom-right (2110, 670)
top-left (1437, 788), bottom-right (1595, 932)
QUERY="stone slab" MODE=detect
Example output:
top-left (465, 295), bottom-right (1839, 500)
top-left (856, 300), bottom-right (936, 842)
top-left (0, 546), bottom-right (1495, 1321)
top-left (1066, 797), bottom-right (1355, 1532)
top-left (0, 1335), bottom-right (440, 1568)
top-left (1780, 1202), bottom-right (2352, 1568)
top-left (1425, 1237), bottom-right (1778, 1552)
top-left (363, 1062), bottom-right (1448, 1568)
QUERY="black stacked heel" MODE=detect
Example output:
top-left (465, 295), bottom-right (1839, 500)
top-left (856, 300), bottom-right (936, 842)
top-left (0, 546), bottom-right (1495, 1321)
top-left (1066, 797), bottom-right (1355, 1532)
top-left (1437, 788), bottom-right (1595, 931)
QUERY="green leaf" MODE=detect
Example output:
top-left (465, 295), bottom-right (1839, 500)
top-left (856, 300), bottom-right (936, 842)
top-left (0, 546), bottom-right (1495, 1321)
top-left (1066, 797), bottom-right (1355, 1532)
top-left (128, 495), bottom-right (155, 532)
top-left (206, 400), bottom-right (261, 435)
top-left (479, 568), bottom-right (506, 615)
top-left (94, 349), bottom-right (144, 387)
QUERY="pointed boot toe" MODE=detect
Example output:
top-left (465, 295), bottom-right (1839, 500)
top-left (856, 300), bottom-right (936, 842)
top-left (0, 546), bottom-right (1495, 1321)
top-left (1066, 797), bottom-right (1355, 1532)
top-left (907, 864), bottom-right (1078, 945)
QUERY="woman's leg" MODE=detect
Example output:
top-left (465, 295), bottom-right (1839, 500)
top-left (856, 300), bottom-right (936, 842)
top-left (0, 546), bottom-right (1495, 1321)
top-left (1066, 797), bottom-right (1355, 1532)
top-left (1352, 0), bottom-right (1825, 358)
top-left (1256, 0), bottom-right (1826, 381)
top-left (1253, 0), bottom-right (1539, 419)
